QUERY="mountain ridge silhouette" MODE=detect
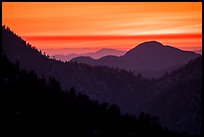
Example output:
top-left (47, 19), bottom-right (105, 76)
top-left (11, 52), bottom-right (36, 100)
top-left (71, 41), bottom-right (200, 78)
top-left (2, 25), bottom-right (202, 135)
top-left (53, 48), bottom-right (126, 61)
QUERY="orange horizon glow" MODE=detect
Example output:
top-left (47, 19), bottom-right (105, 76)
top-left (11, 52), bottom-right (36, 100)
top-left (2, 2), bottom-right (202, 54)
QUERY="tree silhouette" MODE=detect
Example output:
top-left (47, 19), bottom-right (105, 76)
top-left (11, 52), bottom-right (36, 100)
top-left (2, 25), bottom-right (201, 136)
top-left (0, 53), bottom-right (186, 136)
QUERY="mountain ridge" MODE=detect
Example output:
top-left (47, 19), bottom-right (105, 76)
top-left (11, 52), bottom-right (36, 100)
top-left (53, 48), bottom-right (126, 61)
top-left (2, 26), bottom-right (202, 135)
top-left (71, 41), bottom-right (200, 78)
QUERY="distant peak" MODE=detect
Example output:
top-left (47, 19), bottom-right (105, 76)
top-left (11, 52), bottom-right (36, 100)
top-left (124, 41), bottom-right (165, 56)
top-left (137, 41), bottom-right (164, 48)
top-left (70, 56), bottom-right (94, 62)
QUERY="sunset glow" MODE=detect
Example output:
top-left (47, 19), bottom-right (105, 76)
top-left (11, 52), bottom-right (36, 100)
top-left (2, 2), bottom-right (202, 54)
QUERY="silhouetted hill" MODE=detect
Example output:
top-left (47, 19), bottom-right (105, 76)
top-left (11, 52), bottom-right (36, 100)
top-left (2, 26), bottom-right (202, 135)
top-left (1, 54), bottom-right (178, 136)
top-left (71, 41), bottom-right (200, 78)
top-left (123, 41), bottom-right (198, 69)
top-left (136, 57), bottom-right (202, 135)
top-left (53, 48), bottom-right (126, 61)
top-left (2, 25), bottom-right (150, 113)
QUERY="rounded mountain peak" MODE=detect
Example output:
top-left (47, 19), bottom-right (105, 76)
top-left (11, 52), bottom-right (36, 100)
top-left (137, 41), bottom-right (164, 48)
top-left (124, 41), bottom-right (164, 56)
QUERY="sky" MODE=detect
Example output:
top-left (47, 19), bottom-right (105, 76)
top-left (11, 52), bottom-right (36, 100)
top-left (2, 2), bottom-right (202, 55)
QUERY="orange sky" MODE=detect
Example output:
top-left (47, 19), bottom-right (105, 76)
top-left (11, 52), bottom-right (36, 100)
top-left (2, 2), bottom-right (202, 54)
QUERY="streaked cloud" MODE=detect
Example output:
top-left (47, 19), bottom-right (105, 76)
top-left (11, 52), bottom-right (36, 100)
top-left (2, 2), bottom-right (202, 52)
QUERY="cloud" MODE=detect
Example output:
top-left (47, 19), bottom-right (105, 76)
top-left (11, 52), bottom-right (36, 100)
top-left (2, 2), bottom-right (202, 51)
